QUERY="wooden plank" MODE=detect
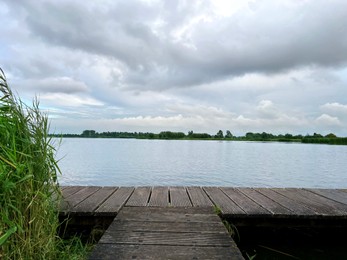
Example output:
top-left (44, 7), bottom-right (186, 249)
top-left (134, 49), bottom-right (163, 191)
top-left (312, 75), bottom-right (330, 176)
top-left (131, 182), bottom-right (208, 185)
top-left (61, 186), bottom-right (100, 212)
top-left (116, 207), bottom-right (219, 222)
top-left (61, 186), bottom-right (85, 198)
top-left (126, 186), bottom-right (151, 206)
top-left (60, 186), bottom-right (69, 191)
top-left (306, 189), bottom-right (347, 205)
top-left (272, 188), bottom-right (342, 216)
top-left (238, 188), bottom-right (292, 215)
top-left (71, 187), bottom-right (117, 215)
top-left (203, 187), bottom-right (245, 215)
top-left (95, 187), bottom-right (134, 215)
top-left (222, 187), bottom-right (271, 216)
top-left (187, 186), bottom-right (214, 207)
top-left (256, 188), bottom-right (317, 216)
top-left (170, 187), bottom-right (192, 207)
top-left (89, 244), bottom-right (243, 260)
top-left (99, 231), bottom-right (234, 246)
top-left (107, 220), bottom-right (227, 233)
top-left (119, 206), bottom-right (216, 215)
top-left (148, 186), bottom-right (169, 207)
top-left (272, 188), bottom-right (336, 215)
top-left (279, 188), bottom-right (347, 215)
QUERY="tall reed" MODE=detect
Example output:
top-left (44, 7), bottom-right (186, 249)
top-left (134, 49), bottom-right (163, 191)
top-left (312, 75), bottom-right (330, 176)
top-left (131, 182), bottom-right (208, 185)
top-left (0, 68), bottom-right (66, 259)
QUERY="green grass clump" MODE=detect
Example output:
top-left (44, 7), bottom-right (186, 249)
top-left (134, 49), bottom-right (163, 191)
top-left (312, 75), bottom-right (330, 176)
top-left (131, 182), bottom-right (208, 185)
top-left (0, 68), bottom-right (87, 259)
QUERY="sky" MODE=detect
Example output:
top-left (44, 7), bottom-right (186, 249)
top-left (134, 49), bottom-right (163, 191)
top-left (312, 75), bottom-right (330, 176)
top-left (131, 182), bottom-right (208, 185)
top-left (1, 0), bottom-right (347, 136)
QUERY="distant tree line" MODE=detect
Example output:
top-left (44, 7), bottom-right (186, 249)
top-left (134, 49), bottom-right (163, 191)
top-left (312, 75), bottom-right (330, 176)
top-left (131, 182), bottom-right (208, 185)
top-left (50, 130), bottom-right (347, 145)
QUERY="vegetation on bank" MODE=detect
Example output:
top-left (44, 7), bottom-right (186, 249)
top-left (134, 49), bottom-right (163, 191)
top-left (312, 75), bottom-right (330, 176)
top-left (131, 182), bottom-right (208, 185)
top-left (51, 129), bottom-right (347, 145)
top-left (0, 69), bottom-right (88, 259)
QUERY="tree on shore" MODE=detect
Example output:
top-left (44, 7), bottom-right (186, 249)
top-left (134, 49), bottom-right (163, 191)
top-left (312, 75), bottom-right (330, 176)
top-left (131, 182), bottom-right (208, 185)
top-left (225, 130), bottom-right (233, 138)
top-left (215, 130), bottom-right (224, 138)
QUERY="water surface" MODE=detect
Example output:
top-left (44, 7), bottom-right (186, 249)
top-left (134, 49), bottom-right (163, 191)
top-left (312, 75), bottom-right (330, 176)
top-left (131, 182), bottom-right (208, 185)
top-left (56, 138), bottom-right (347, 188)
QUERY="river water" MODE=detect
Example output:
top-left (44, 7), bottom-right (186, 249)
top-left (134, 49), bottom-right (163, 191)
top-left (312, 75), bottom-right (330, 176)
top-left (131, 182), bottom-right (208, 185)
top-left (55, 138), bottom-right (347, 188)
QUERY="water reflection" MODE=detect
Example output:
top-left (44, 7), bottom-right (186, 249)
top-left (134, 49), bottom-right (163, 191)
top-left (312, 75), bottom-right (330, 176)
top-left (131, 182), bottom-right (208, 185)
top-left (56, 138), bottom-right (347, 188)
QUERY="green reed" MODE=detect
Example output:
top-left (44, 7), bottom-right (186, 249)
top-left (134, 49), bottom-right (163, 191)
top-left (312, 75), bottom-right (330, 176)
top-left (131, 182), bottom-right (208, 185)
top-left (0, 68), bottom-right (87, 259)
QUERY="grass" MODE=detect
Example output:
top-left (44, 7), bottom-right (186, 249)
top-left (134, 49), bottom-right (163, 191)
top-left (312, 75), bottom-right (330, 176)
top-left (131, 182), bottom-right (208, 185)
top-left (0, 68), bottom-right (88, 259)
top-left (213, 205), bottom-right (240, 242)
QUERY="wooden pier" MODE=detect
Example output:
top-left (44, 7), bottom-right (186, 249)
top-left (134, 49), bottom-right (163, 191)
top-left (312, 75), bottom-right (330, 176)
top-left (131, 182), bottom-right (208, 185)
top-left (60, 186), bottom-right (347, 259)
top-left (89, 206), bottom-right (243, 259)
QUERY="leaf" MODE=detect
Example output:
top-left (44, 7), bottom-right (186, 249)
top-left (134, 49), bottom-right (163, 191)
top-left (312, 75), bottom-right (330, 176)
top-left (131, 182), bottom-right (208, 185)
top-left (0, 154), bottom-right (16, 169)
top-left (0, 226), bottom-right (17, 246)
top-left (17, 174), bottom-right (34, 184)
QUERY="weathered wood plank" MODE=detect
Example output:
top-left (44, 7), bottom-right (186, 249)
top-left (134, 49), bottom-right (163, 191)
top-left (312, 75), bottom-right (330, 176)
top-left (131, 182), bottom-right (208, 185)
top-left (203, 187), bottom-right (245, 215)
top-left (107, 220), bottom-right (227, 233)
top-left (95, 187), bottom-right (134, 215)
top-left (306, 189), bottom-right (347, 206)
top-left (126, 186), bottom-right (151, 206)
top-left (272, 188), bottom-right (342, 216)
top-left (187, 186), bottom-right (214, 207)
top-left (116, 207), bottom-right (219, 222)
top-left (60, 186), bottom-right (69, 191)
top-left (256, 188), bottom-right (317, 216)
top-left (148, 186), bottom-right (169, 207)
top-left (99, 231), bottom-right (234, 246)
top-left (61, 186), bottom-right (85, 198)
top-left (61, 186), bottom-right (100, 212)
top-left (238, 188), bottom-right (292, 215)
top-left (170, 187), bottom-right (192, 207)
top-left (119, 206), bottom-right (216, 215)
top-left (222, 187), bottom-right (271, 216)
top-left (89, 244), bottom-right (243, 260)
top-left (280, 188), bottom-right (347, 215)
top-left (59, 186), bottom-right (82, 211)
top-left (72, 187), bottom-right (117, 215)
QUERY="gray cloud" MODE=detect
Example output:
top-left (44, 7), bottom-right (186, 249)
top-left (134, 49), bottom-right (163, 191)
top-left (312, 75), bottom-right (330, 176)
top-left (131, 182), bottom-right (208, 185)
top-left (4, 0), bottom-right (347, 90)
top-left (1, 0), bottom-right (347, 135)
top-left (27, 77), bottom-right (89, 94)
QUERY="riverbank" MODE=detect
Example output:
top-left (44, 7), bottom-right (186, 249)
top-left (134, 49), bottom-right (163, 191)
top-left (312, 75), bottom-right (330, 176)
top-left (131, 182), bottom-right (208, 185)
top-left (50, 130), bottom-right (347, 145)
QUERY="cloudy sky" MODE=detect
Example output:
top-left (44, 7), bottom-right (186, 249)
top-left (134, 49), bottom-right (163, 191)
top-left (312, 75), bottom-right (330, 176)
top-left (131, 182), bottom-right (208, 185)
top-left (1, 0), bottom-right (347, 136)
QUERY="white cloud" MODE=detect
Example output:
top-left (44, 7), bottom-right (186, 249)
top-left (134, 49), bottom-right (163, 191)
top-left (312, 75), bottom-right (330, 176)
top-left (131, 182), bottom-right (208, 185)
top-left (211, 0), bottom-right (248, 17)
top-left (315, 114), bottom-right (341, 126)
top-left (321, 102), bottom-right (347, 116)
top-left (256, 100), bottom-right (279, 119)
top-left (50, 101), bottom-right (312, 135)
top-left (320, 102), bottom-right (347, 125)
top-left (165, 103), bottom-right (233, 118)
top-left (41, 93), bottom-right (104, 107)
